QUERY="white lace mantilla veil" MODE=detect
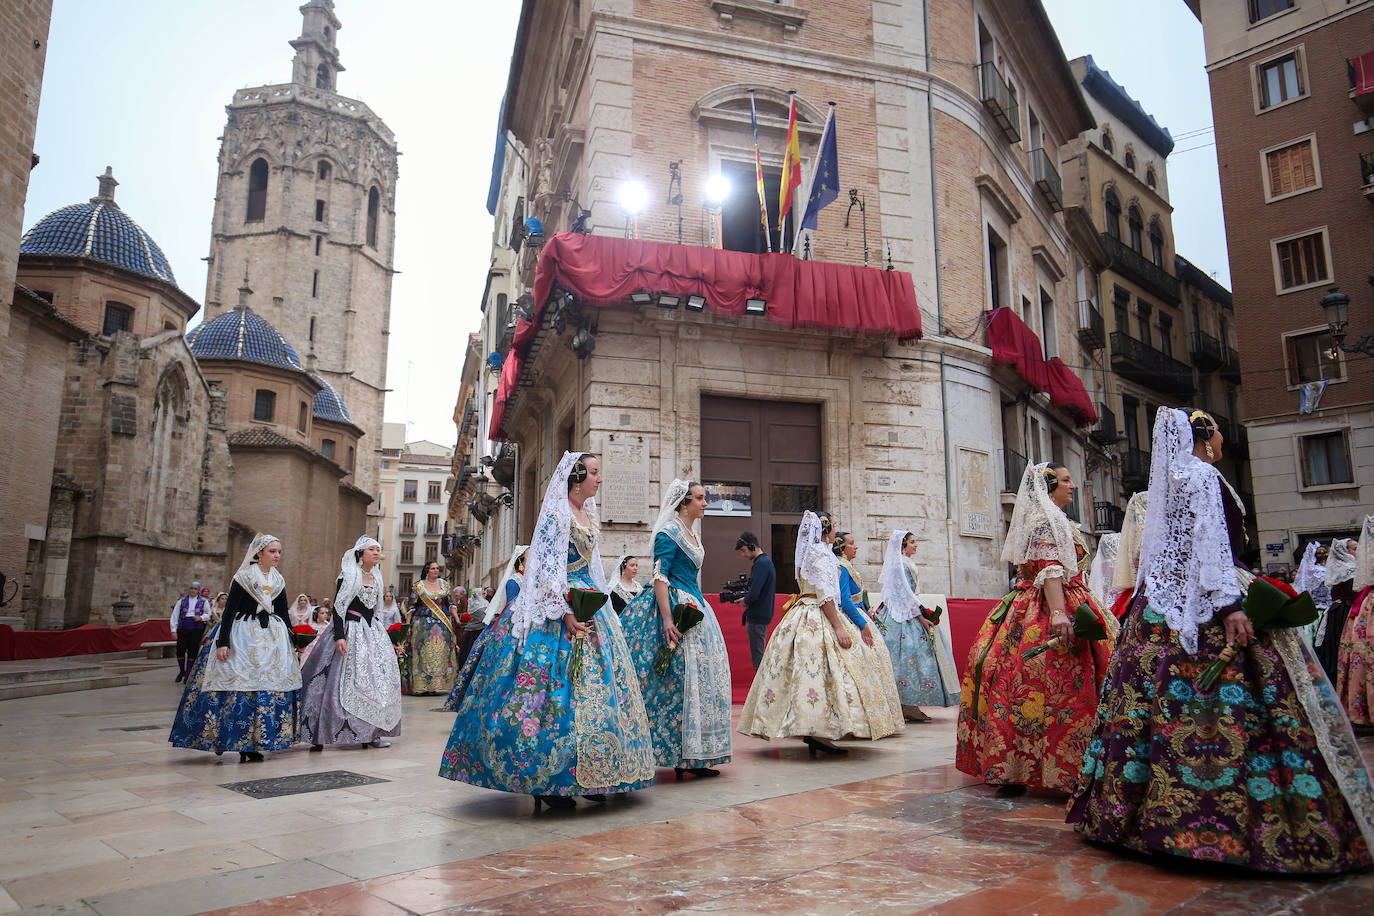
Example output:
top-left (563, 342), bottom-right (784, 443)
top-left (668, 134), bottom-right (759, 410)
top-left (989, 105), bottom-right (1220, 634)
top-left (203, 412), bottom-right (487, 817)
top-left (796, 511), bottom-right (842, 604)
top-left (650, 477), bottom-right (701, 587)
top-left (878, 530), bottom-right (921, 623)
top-left (1294, 541), bottom-right (1324, 598)
top-left (1326, 534), bottom-right (1358, 588)
top-left (1001, 461), bottom-right (1079, 575)
top-left (1355, 516), bottom-right (1374, 592)
top-left (232, 532), bottom-right (286, 614)
top-left (1135, 408), bottom-right (1239, 655)
top-left (510, 452), bottom-right (609, 642)
top-left (1089, 533), bottom-right (1121, 608)
top-left (487, 545), bottom-right (528, 624)
top-left (335, 535), bottom-right (381, 617)
top-left (1112, 492), bottom-right (1149, 593)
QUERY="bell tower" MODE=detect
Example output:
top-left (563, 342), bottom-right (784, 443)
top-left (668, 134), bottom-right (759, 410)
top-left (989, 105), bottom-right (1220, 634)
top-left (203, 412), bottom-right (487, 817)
top-left (202, 0), bottom-right (397, 518)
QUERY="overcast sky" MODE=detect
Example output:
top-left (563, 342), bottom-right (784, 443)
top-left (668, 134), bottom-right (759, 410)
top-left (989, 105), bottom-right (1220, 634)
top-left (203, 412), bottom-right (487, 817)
top-left (23, 0), bottom-right (1226, 448)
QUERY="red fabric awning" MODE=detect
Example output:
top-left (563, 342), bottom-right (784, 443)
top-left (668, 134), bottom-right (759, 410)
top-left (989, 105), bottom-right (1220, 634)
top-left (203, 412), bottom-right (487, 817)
top-left (985, 308), bottom-right (1097, 427)
top-left (1353, 51), bottom-right (1374, 95)
top-left (490, 233), bottom-right (922, 439)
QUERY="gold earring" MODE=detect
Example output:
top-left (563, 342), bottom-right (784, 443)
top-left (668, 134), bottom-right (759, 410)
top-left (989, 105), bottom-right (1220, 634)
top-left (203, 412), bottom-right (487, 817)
top-left (1205, 442), bottom-right (1215, 460)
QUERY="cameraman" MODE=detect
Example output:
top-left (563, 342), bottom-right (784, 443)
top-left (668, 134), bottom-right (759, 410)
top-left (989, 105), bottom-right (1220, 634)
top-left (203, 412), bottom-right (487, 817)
top-left (735, 532), bottom-right (776, 670)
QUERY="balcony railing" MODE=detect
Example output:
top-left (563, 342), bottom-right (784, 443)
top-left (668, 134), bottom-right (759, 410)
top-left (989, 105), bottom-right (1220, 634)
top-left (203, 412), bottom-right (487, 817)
top-left (1123, 447), bottom-right (1151, 490)
top-left (1361, 152), bottom-right (1374, 195)
top-left (1089, 403), bottom-right (1118, 445)
top-left (1030, 148), bottom-right (1063, 211)
top-left (1190, 330), bottom-right (1224, 371)
top-left (1094, 501), bottom-right (1126, 532)
top-left (1099, 232), bottom-right (1181, 304)
top-left (1077, 300), bottom-right (1105, 350)
top-left (1110, 331), bottom-right (1196, 397)
top-left (1221, 345), bottom-right (1241, 384)
top-left (979, 61), bottom-right (1021, 143)
top-left (1003, 448), bottom-right (1028, 493)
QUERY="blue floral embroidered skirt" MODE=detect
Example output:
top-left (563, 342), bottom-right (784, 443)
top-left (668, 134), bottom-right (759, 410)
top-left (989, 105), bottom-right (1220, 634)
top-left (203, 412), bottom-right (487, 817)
top-left (883, 616), bottom-right (958, 707)
top-left (619, 583), bottom-right (732, 769)
top-left (168, 623), bottom-right (300, 753)
top-left (438, 579), bottom-right (655, 796)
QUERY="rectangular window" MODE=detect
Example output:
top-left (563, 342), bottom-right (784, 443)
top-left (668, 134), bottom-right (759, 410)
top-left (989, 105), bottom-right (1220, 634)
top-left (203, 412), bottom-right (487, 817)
top-left (311, 270), bottom-right (319, 298)
top-left (1264, 137), bottom-right (1318, 199)
top-left (403, 480), bottom-right (418, 501)
top-left (1158, 314), bottom-right (1173, 358)
top-left (1039, 289), bottom-right (1057, 359)
top-left (1113, 286), bottom-right (1130, 336)
top-left (315, 235), bottom-right (322, 256)
top-left (253, 389), bottom-right (275, 422)
top-left (987, 227), bottom-right (1007, 310)
top-left (398, 572), bottom-right (413, 594)
top-left (102, 302), bottom-right (134, 335)
top-left (720, 160), bottom-right (791, 255)
top-left (321, 438), bottom-right (335, 459)
top-left (426, 513), bottom-right (439, 535)
top-left (348, 446), bottom-right (354, 470)
top-left (1299, 430), bottom-right (1354, 488)
top-left (1136, 304), bottom-right (1152, 348)
top-left (402, 511), bottom-right (415, 534)
top-left (424, 542), bottom-right (439, 565)
top-left (400, 541), bottom-right (414, 564)
top-left (1249, 0), bottom-right (1294, 23)
top-left (1258, 52), bottom-right (1304, 109)
top-left (315, 199), bottom-right (326, 222)
top-left (1284, 328), bottom-right (1345, 385)
top-left (297, 402), bottom-right (308, 432)
top-left (427, 481), bottom-right (442, 502)
top-left (1274, 230), bottom-right (1329, 291)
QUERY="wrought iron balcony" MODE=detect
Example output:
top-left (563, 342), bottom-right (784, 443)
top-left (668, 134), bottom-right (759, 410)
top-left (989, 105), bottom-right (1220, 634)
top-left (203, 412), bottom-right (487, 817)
top-left (1190, 330), bottom-right (1224, 372)
top-left (1030, 148), bottom-right (1063, 211)
top-left (979, 62), bottom-right (1021, 143)
top-left (1122, 447), bottom-right (1151, 491)
top-left (1099, 232), bottom-right (1180, 304)
top-left (1002, 448), bottom-right (1028, 494)
top-left (1089, 404), bottom-right (1118, 445)
top-left (1077, 300), bottom-right (1105, 350)
top-left (1110, 331), bottom-right (1196, 397)
top-left (1094, 501), bottom-right (1125, 532)
top-left (1221, 345), bottom-right (1241, 384)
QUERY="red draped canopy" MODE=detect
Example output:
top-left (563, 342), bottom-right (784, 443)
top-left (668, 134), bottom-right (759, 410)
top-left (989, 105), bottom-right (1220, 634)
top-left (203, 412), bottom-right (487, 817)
top-left (490, 233), bottom-right (922, 439)
top-left (985, 307), bottom-right (1097, 427)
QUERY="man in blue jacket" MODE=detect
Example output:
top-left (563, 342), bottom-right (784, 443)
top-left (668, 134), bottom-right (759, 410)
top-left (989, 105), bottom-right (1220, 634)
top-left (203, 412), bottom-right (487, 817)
top-left (735, 532), bottom-right (777, 670)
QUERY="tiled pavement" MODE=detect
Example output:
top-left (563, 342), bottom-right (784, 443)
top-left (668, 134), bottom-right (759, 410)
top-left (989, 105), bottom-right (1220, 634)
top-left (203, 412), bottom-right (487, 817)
top-left (2, 659), bottom-right (1371, 915)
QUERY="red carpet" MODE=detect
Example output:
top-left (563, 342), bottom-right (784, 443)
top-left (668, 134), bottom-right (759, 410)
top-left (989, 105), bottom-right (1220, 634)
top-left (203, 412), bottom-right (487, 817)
top-left (0, 619), bottom-right (172, 661)
top-left (708, 594), bottom-right (999, 704)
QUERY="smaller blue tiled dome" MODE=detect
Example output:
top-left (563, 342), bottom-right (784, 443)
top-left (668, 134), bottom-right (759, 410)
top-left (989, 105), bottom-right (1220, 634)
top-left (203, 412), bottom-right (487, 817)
top-left (309, 373), bottom-right (352, 423)
top-left (20, 168), bottom-right (177, 286)
top-left (186, 307), bottom-right (304, 372)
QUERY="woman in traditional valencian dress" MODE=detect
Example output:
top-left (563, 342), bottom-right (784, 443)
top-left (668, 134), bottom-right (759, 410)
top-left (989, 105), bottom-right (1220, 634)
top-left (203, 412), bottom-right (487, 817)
top-left (442, 545), bottom-right (527, 713)
top-left (608, 555), bottom-right (643, 614)
top-left (1294, 541), bottom-right (1333, 647)
top-left (875, 530), bottom-right (959, 721)
top-left (439, 453), bottom-right (654, 809)
top-left (956, 463), bottom-right (1115, 796)
top-left (406, 561), bottom-right (458, 695)
top-left (1318, 536), bottom-right (1359, 684)
top-left (1104, 493), bottom-right (1149, 620)
top-left (1337, 517), bottom-right (1374, 726)
top-left (1072, 410), bottom-right (1374, 872)
top-left (833, 530), bottom-right (905, 726)
top-left (300, 536), bottom-right (403, 751)
top-left (738, 511), bottom-right (904, 755)
top-left (620, 480), bottom-right (732, 779)
top-left (169, 534), bottom-right (301, 763)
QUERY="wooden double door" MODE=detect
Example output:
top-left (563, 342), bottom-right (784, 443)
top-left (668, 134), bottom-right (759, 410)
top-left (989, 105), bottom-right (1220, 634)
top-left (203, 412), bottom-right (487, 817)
top-left (699, 396), bottom-right (822, 595)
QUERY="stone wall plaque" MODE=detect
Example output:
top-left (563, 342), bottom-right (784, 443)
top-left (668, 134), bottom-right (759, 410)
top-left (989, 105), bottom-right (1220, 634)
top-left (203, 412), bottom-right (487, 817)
top-left (599, 434), bottom-right (650, 525)
top-left (957, 446), bottom-right (995, 539)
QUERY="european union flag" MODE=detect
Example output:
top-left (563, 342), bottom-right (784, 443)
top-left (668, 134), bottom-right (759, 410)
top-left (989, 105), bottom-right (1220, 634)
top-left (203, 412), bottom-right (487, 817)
top-left (799, 105), bottom-right (838, 232)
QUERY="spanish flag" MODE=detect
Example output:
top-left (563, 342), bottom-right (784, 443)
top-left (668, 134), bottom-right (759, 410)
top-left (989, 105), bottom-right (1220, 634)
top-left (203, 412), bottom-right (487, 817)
top-left (777, 90), bottom-right (802, 232)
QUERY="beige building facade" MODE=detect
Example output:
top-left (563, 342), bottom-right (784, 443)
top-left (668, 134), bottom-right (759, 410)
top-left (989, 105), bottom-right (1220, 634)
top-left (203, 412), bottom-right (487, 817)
top-left (389, 441), bottom-right (454, 596)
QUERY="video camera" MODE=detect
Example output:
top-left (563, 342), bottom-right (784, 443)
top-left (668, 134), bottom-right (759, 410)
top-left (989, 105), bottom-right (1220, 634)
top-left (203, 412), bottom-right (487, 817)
top-left (719, 573), bottom-right (750, 605)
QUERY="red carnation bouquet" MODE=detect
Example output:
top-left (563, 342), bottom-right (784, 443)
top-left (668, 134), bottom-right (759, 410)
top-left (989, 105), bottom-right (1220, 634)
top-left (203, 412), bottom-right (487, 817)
top-left (459, 612), bottom-right (473, 626)
top-left (386, 622), bottom-right (409, 646)
top-left (290, 624), bottom-right (318, 650)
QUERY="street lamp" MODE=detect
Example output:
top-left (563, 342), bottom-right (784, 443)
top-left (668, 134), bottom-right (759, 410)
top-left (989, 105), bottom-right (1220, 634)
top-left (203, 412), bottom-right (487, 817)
top-left (1320, 285), bottom-right (1374, 357)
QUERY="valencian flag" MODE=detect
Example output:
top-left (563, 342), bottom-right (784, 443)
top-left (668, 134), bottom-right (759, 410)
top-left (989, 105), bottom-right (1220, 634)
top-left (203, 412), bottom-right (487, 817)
top-left (777, 90), bottom-right (802, 232)
top-left (799, 102), bottom-right (838, 234)
top-left (748, 89), bottom-right (771, 252)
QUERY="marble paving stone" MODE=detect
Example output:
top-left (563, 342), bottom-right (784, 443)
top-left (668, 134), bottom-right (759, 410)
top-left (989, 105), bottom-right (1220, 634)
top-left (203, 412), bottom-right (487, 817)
top-left (204, 883), bottom-right (412, 916)
top-left (0, 837), bottom-right (124, 882)
top-left (219, 769), bottom-right (389, 799)
top-left (249, 812), bottom-right (464, 859)
top-left (306, 821), bottom-right (556, 882)
top-left (82, 859), bottom-right (354, 916)
top-left (679, 858), bottom-right (980, 915)
top-left (99, 809), bottom-right (330, 858)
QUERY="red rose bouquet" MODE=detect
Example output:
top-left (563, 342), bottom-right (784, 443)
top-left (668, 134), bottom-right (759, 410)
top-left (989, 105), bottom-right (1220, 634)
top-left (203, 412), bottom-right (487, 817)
top-left (653, 602), bottom-right (706, 677)
top-left (290, 624), bottom-right (318, 650)
top-left (386, 622), bottom-right (409, 646)
top-left (1196, 576), bottom-right (1317, 690)
top-left (1021, 603), bottom-right (1109, 659)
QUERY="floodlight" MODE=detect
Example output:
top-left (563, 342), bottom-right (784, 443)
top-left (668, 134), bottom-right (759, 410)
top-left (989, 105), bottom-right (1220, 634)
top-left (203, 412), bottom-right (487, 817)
top-left (685, 294), bottom-right (706, 312)
top-left (629, 290), bottom-right (653, 306)
top-left (618, 180), bottom-right (649, 215)
top-left (704, 174), bottom-right (730, 205)
top-left (745, 297), bottom-right (766, 316)
top-left (657, 293), bottom-right (680, 309)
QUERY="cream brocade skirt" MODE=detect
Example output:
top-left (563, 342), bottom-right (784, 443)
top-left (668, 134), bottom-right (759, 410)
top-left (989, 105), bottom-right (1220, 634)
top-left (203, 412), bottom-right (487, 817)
top-left (738, 596), bottom-right (904, 741)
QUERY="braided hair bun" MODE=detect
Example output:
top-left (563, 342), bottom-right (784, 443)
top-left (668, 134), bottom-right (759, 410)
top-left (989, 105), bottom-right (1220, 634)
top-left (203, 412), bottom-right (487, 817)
top-left (1189, 410), bottom-right (1218, 443)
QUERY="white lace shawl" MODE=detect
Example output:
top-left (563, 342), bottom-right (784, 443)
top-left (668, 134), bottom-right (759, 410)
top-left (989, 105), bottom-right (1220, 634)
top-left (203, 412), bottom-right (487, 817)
top-left (1136, 408), bottom-right (1240, 655)
top-left (796, 511), bottom-right (841, 604)
top-left (1294, 541), bottom-right (1332, 611)
top-left (231, 533), bottom-right (286, 617)
top-left (1354, 516), bottom-right (1374, 592)
top-left (1001, 461), bottom-right (1078, 576)
top-left (485, 545), bottom-right (527, 624)
top-left (510, 453), bottom-right (609, 641)
top-left (335, 535), bottom-right (381, 617)
top-left (1327, 536), bottom-right (1358, 588)
top-left (651, 478), bottom-right (700, 541)
top-left (1089, 533), bottom-right (1121, 609)
top-left (877, 530), bottom-right (921, 623)
top-left (1112, 491), bottom-right (1149, 592)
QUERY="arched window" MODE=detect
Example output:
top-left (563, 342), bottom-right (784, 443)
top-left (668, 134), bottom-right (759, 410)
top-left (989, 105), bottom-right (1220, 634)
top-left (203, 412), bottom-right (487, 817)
top-left (1148, 220), bottom-right (1164, 267)
top-left (1124, 150), bottom-right (1136, 172)
top-left (1128, 206), bottom-right (1144, 254)
top-left (246, 158), bottom-right (268, 222)
top-left (1104, 188), bottom-right (1122, 241)
top-left (317, 160), bottom-right (331, 181)
top-left (1101, 130), bottom-right (1113, 154)
top-left (1146, 166), bottom-right (1157, 190)
top-left (316, 63), bottom-right (331, 90)
top-left (366, 187), bottom-right (380, 249)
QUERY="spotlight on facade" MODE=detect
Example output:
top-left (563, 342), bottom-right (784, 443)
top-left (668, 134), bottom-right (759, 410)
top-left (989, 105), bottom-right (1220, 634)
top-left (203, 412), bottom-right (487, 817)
top-left (571, 326), bottom-right (596, 359)
top-left (705, 174), bottom-right (730, 205)
top-left (686, 294), bottom-right (706, 312)
top-left (745, 297), bottom-right (766, 316)
top-left (629, 290), bottom-right (653, 306)
top-left (618, 180), bottom-right (649, 215)
top-left (657, 292), bottom-right (680, 309)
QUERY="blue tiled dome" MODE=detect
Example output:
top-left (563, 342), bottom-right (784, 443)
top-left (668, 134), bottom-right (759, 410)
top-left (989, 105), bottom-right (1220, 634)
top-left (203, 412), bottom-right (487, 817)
top-left (310, 373), bottom-right (352, 423)
top-left (186, 308), bottom-right (305, 372)
top-left (20, 170), bottom-right (177, 286)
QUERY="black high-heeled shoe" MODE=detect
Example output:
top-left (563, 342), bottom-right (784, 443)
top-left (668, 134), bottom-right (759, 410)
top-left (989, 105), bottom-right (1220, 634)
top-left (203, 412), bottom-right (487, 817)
top-left (584, 794), bottom-right (608, 805)
top-left (801, 736), bottom-right (848, 757)
top-left (533, 794), bottom-right (575, 810)
top-left (674, 766), bottom-right (721, 779)
top-left (309, 744), bottom-right (323, 752)
top-left (239, 751), bottom-right (264, 763)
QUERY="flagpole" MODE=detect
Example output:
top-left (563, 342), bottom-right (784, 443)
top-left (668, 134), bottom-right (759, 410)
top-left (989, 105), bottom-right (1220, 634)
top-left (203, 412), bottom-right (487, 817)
top-left (793, 101), bottom-right (836, 256)
top-left (748, 89), bottom-right (772, 254)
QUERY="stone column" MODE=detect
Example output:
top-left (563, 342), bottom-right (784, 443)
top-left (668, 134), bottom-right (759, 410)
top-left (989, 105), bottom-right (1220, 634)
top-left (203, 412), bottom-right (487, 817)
top-left (36, 482), bottom-right (77, 630)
